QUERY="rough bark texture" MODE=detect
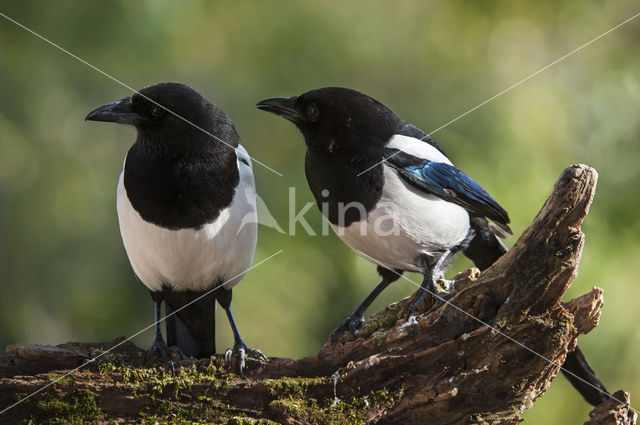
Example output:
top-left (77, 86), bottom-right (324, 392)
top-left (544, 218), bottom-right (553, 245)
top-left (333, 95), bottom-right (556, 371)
top-left (0, 164), bottom-right (635, 425)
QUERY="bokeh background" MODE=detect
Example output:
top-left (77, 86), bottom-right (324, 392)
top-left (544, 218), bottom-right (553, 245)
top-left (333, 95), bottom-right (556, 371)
top-left (1, 1), bottom-right (639, 422)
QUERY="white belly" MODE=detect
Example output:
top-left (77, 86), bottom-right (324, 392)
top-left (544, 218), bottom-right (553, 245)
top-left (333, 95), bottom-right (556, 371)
top-left (116, 165), bottom-right (257, 293)
top-left (332, 165), bottom-right (470, 272)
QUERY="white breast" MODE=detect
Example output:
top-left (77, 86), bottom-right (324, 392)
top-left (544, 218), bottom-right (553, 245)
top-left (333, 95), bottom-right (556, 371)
top-left (116, 145), bottom-right (258, 292)
top-left (331, 165), bottom-right (470, 273)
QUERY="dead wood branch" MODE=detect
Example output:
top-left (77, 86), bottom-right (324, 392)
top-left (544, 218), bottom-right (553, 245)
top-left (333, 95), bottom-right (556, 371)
top-left (0, 164), bottom-right (634, 425)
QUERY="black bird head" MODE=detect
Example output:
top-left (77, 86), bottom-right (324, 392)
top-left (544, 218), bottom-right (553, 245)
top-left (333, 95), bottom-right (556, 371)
top-left (257, 87), bottom-right (401, 154)
top-left (86, 82), bottom-right (239, 151)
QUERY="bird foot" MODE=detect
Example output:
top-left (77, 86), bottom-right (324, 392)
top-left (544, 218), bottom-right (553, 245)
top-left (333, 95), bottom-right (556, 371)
top-left (144, 339), bottom-right (185, 366)
top-left (330, 314), bottom-right (365, 344)
top-left (406, 289), bottom-right (451, 319)
top-left (224, 343), bottom-right (266, 376)
top-left (145, 338), bottom-right (170, 363)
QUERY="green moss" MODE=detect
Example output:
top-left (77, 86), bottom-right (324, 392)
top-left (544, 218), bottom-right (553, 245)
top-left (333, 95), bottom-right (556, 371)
top-left (324, 388), bottom-right (398, 425)
top-left (114, 358), bottom-right (240, 423)
top-left (90, 348), bottom-right (130, 375)
top-left (138, 398), bottom-right (265, 425)
top-left (96, 357), bottom-right (231, 401)
top-left (268, 387), bottom-right (402, 425)
top-left (139, 399), bottom-right (210, 424)
top-left (226, 417), bottom-right (280, 425)
top-left (375, 333), bottom-right (387, 347)
top-left (137, 372), bottom-right (331, 424)
top-left (262, 376), bottom-right (328, 398)
top-left (269, 397), bottom-right (316, 418)
top-left (20, 390), bottom-right (101, 425)
top-left (366, 302), bottom-right (401, 333)
top-left (16, 355), bottom-right (399, 425)
top-left (47, 372), bottom-right (77, 387)
top-left (260, 374), bottom-right (401, 424)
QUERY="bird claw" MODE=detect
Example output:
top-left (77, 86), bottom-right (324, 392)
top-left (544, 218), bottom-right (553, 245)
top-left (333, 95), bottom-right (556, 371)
top-left (330, 314), bottom-right (365, 344)
top-left (247, 347), bottom-right (267, 361)
top-left (224, 344), bottom-right (266, 376)
top-left (145, 338), bottom-right (170, 363)
top-left (406, 290), bottom-right (450, 319)
top-left (144, 339), bottom-right (185, 370)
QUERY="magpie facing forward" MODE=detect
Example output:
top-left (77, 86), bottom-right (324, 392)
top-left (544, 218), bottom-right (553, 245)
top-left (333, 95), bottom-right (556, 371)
top-left (86, 82), bottom-right (263, 373)
top-left (257, 87), bottom-right (609, 405)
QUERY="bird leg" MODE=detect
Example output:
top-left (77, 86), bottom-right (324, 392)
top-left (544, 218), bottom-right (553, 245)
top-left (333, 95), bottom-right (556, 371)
top-left (407, 250), bottom-right (454, 318)
top-left (217, 289), bottom-right (265, 377)
top-left (330, 266), bottom-right (401, 344)
top-left (145, 295), bottom-right (170, 362)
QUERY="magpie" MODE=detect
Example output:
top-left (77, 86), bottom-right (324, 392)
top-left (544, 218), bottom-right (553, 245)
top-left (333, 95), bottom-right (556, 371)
top-left (86, 82), bottom-right (263, 373)
top-left (257, 87), bottom-right (609, 406)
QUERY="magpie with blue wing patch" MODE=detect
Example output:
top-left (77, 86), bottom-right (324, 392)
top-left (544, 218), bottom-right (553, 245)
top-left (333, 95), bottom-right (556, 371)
top-left (86, 82), bottom-right (263, 374)
top-left (257, 87), bottom-right (608, 405)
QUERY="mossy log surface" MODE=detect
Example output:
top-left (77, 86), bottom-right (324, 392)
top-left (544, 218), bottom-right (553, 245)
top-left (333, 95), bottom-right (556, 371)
top-left (0, 165), bottom-right (636, 425)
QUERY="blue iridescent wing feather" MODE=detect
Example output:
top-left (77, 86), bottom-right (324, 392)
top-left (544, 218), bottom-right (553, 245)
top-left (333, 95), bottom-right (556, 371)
top-left (383, 147), bottom-right (511, 233)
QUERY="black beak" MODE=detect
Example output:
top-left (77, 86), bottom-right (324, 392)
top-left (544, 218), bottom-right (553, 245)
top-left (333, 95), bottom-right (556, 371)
top-left (256, 97), bottom-right (303, 122)
top-left (85, 97), bottom-right (143, 125)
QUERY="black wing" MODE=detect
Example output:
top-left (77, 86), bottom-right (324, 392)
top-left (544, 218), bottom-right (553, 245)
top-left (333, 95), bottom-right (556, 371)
top-left (384, 147), bottom-right (511, 234)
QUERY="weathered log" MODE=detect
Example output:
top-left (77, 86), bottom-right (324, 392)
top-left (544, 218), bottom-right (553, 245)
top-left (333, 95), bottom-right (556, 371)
top-left (0, 164), bottom-right (635, 424)
top-left (586, 391), bottom-right (637, 425)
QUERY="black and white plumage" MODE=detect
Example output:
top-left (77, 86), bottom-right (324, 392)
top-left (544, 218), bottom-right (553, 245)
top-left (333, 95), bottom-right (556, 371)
top-left (258, 87), bottom-right (510, 311)
top-left (257, 87), bottom-right (608, 405)
top-left (86, 82), bottom-right (262, 372)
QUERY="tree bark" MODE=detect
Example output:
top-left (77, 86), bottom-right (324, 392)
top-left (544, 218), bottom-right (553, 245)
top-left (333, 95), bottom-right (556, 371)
top-left (0, 164), bottom-right (635, 425)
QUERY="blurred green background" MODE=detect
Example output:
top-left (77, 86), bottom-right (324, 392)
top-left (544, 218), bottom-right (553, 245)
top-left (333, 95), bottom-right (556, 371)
top-left (1, 1), bottom-right (639, 422)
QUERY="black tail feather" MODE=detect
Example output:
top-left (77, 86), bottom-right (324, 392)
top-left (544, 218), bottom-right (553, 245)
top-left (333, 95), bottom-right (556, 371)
top-left (463, 216), bottom-right (609, 406)
top-left (163, 289), bottom-right (216, 358)
top-left (463, 216), bottom-right (508, 271)
top-left (562, 347), bottom-right (609, 406)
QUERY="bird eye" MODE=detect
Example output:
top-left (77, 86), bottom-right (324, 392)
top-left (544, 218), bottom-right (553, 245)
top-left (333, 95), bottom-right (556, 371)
top-left (305, 103), bottom-right (319, 121)
top-left (150, 105), bottom-right (166, 118)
